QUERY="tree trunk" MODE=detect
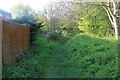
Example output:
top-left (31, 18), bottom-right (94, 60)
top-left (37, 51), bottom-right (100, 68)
top-left (113, 17), bottom-right (120, 40)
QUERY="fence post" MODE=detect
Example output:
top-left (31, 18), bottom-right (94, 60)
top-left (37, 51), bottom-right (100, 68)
top-left (0, 19), bottom-right (2, 79)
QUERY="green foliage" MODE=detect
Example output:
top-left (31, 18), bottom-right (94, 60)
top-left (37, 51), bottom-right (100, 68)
top-left (28, 20), bottom-right (44, 43)
top-left (46, 31), bottom-right (62, 41)
top-left (3, 34), bottom-right (118, 78)
top-left (11, 3), bottom-right (34, 18)
top-left (76, 3), bottom-right (114, 37)
top-left (2, 2), bottom-right (118, 78)
top-left (2, 37), bottom-right (60, 78)
top-left (61, 34), bottom-right (118, 78)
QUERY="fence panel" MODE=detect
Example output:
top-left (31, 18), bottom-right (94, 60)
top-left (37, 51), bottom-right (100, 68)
top-left (2, 21), bottom-right (12, 64)
top-left (0, 20), bottom-right (30, 64)
top-left (11, 23), bottom-right (18, 63)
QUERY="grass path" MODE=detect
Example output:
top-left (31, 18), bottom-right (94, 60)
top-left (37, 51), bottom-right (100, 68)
top-left (45, 45), bottom-right (65, 78)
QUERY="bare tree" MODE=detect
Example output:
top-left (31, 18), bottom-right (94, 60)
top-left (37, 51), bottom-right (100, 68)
top-left (45, 0), bottom-right (76, 26)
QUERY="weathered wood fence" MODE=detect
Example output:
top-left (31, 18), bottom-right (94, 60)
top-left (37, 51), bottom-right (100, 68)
top-left (0, 20), bottom-right (30, 64)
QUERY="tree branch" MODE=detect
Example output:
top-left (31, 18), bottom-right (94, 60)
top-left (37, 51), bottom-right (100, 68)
top-left (107, 7), bottom-right (114, 19)
top-left (112, 0), bottom-right (117, 14)
top-left (103, 6), bottom-right (114, 25)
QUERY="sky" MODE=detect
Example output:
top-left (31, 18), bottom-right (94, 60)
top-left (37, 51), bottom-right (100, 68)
top-left (0, 0), bottom-right (53, 12)
top-left (0, 0), bottom-right (116, 13)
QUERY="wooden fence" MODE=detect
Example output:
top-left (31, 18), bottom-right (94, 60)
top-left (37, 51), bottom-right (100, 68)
top-left (0, 20), bottom-right (30, 64)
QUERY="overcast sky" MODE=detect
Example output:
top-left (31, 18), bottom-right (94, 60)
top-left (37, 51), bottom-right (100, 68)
top-left (0, 0), bottom-right (53, 12)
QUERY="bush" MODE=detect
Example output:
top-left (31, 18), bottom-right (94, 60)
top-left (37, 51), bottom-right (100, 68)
top-left (46, 31), bottom-right (62, 41)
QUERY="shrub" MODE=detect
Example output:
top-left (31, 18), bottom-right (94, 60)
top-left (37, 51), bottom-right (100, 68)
top-left (46, 31), bottom-right (62, 41)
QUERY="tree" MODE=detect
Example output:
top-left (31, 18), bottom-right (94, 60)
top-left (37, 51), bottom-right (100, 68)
top-left (98, 1), bottom-right (120, 40)
top-left (44, 1), bottom-right (78, 34)
top-left (11, 3), bottom-right (34, 18)
top-left (75, 2), bottom-right (113, 37)
top-left (10, 4), bottom-right (44, 44)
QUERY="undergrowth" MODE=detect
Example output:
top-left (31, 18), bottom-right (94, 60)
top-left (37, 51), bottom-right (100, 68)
top-left (2, 37), bottom-right (61, 78)
top-left (2, 34), bottom-right (118, 78)
top-left (61, 34), bottom-right (118, 78)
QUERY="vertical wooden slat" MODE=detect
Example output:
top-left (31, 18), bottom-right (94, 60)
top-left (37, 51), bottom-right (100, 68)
top-left (23, 26), bottom-right (26, 51)
top-left (18, 25), bottom-right (22, 53)
top-left (27, 26), bottom-right (30, 50)
top-left (11, 23), bottom-right (18, 63)
top-left (23, 26), bottom-right (30, 51)
top-left (0, 20), bottom-right (2, 79)
top-left (2, 20), bottom-right (12, 64)
top-left (21, 25), bottom-right (25, 51)
top-left (0, 20), bottom-right (2, 63)
top-left (18, 25), bottom-right (24, 53)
